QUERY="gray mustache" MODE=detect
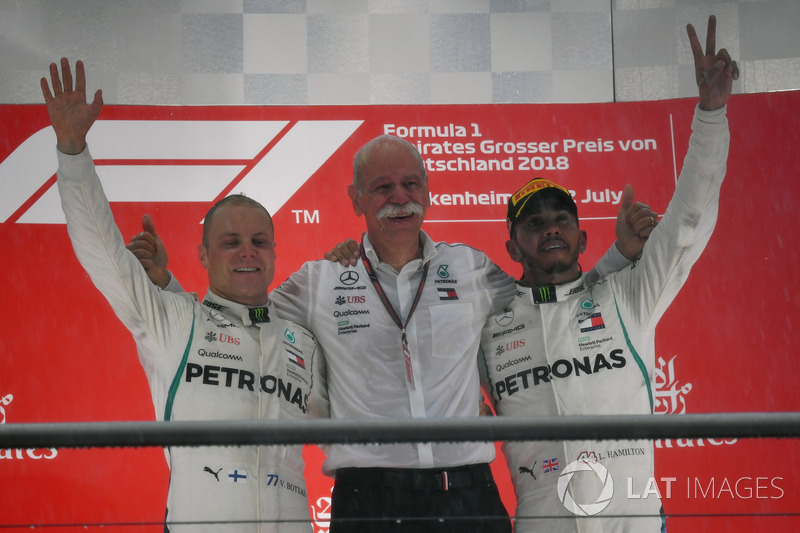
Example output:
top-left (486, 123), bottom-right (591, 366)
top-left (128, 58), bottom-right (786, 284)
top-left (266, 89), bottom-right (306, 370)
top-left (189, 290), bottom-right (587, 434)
top-left (377, 202), bottom-right (424, 219)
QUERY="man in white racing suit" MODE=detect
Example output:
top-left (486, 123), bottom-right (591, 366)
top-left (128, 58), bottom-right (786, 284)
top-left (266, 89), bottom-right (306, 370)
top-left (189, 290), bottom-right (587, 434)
top-left (479, 16), bottom-right (736, 533)
top-left (42, 58), bottom-right (325, 532)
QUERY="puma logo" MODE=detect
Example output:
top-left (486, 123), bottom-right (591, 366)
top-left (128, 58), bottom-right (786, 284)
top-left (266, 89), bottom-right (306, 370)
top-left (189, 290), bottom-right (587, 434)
top-left (519, 461), bottom-right (537, 480)
top-left (203, 466), bottom-right (222, 481)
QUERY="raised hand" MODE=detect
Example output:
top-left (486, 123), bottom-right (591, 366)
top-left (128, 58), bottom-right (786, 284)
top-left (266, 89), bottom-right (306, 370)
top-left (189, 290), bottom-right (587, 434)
top-left (40, 58), bottom-right (103, 154)
top-left (615, 184), bottom-right (658, 261)
top-left (686, 15), bottom-right (739, 111)
top-left (127, 214), bottom-right (171, 288)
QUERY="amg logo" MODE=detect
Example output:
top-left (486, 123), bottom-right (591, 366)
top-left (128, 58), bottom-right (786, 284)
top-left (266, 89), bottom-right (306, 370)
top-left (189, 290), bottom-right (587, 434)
top-left (492, 324), bottom-right (525, 338)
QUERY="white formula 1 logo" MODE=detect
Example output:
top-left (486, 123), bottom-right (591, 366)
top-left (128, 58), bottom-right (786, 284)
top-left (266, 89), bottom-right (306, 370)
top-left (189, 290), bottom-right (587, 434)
top-left (0, 119), bottom-right (362, 223)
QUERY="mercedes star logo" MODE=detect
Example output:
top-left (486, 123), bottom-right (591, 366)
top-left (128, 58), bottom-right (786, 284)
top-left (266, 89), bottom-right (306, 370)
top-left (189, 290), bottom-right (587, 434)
top-left (495, 310), bottom-right (514, 326)
top-left (340, 271), bottom-right (359, 286)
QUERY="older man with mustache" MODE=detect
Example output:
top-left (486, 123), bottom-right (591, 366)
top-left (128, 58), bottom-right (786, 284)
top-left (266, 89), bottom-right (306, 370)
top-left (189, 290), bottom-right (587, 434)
top-left (269, 134), bottom-right (650, 532)
top-left (271, 135), bottom-right (516, 532)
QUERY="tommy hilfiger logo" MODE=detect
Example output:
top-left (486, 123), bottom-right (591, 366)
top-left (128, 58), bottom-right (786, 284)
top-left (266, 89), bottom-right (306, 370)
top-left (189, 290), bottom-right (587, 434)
top-left (438, 288), bottom-right (458, 300)
top-left (578, 312), bottom-right (605, 333)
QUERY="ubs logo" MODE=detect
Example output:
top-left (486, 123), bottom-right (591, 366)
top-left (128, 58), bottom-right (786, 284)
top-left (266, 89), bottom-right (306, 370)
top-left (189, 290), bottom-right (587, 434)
top-left (205, 332), bottom-right (241, 345)
top-left (339, 271), bottom-right (359, 286)
top-left (505, 339), bottom-right (526, 351)
top-left (336, 295), bottom-right (366, 305)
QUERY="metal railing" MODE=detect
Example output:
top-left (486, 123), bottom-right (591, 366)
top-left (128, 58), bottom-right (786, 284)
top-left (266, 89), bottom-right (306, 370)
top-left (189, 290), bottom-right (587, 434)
top-left (2, 412), bottom-right (799, 449)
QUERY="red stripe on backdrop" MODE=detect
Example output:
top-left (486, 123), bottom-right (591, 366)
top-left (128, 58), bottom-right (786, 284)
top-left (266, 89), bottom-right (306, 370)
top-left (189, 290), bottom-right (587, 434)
top-left (3, 173), bottom-right (56, 224)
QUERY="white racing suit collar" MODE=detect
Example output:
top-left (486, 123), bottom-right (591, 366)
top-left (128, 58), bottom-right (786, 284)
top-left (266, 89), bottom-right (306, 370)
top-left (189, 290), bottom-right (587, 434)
top-left (201, 290), bottom-right (273, 327)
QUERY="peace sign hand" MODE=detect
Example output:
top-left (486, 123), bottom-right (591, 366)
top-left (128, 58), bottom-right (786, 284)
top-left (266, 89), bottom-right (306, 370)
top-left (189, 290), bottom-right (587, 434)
top-left (686, 15), bottom-right (739, 111)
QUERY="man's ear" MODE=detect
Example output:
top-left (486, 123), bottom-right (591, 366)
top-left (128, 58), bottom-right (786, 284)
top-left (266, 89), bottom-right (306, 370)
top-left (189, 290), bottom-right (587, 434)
top-left (198, 244), bottom-right (209, 269)
top-left (348, 184), bottom-right (363, 216)
top-left (505, 239), bottom-right (523, 263)
top-left (578, 230), bottom-right (588, 254)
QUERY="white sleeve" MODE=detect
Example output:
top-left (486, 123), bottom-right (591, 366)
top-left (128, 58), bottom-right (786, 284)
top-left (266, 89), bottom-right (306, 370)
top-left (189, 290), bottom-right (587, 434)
top-left (56, 147), bottom-right (193, 356)
top-left (163, 271), bottom-right (185, 294)
top-left (483, 256), bottom-right (516, 314)
top-left (305, 342), bottom-right (330, 420)
top-left (585, 243), bottom-right (631, 286)
top-left (270, 262), bottom-right (316, 330)
top-left (614, 104), bottom-right (730, 330)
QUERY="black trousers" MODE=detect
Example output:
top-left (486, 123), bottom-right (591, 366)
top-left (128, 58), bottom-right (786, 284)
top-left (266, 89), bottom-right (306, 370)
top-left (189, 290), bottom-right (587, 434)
top-left (330, 464), bottom-right (512, 533)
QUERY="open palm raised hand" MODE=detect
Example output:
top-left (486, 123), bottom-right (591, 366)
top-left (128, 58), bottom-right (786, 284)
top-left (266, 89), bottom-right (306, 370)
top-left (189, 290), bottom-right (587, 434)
top-left (40, 58), bottom-right (103, 155)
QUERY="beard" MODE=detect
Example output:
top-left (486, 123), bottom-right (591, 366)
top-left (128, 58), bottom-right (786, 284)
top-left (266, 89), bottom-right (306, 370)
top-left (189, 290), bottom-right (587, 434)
top-left (518, 244), bottom-right (581, 284)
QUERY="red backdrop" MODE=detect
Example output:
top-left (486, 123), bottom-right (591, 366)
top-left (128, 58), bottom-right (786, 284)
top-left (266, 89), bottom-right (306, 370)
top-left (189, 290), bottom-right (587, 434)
top-left (1, 92), bottom-right (799, 531)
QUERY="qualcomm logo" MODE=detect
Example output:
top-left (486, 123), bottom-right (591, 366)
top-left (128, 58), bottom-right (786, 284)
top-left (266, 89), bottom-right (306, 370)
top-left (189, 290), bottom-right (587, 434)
top-left (0, 118), bottom-right (363, 224)
top-left (557, 460), bottom-right (614, 516)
